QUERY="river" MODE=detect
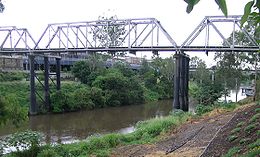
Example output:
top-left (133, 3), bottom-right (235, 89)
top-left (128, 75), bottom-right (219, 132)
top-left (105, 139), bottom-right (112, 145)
top-left (0, 88), bottom-right (246, 145)
top-left (0, 100), bottom-right (175, 144)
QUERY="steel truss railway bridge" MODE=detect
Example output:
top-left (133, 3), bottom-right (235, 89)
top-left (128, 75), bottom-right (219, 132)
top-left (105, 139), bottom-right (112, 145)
top-left (0, 15), bottom-right (259, 115)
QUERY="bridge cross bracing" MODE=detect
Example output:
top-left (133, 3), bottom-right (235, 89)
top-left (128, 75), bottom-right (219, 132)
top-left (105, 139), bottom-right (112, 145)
top-left (0, 26), bottom-right (37, 51)
top-left (0, 16), bottom-right (259, 54)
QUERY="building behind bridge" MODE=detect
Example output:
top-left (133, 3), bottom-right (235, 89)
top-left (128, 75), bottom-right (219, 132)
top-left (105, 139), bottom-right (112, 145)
top-left (0, 55), bottom-right (23, 71)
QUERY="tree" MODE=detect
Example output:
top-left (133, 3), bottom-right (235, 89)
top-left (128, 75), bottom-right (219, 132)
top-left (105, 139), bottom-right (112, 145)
top-left (184, 0), bottom-right (228, 16)
top-left (190, 56), bottom-right (211, 84)
top-left (91, 15), bottom-right (126, 56)
top-left (0, 0), bottom-right (4, 13)
top-left (72, 55), bottom-right (105, 85)
top-left (0, 95), bottom-right (27, 127)
top-left (215, 25), bottom-right (259, 102)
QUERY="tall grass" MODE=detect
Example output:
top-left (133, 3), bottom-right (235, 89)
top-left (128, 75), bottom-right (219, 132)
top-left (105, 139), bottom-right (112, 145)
top-left (4, 111), bottom-right (190, 157)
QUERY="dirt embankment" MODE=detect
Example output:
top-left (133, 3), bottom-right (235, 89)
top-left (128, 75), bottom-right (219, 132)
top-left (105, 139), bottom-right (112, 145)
top-left (111, 103), bottom-right (260, 157)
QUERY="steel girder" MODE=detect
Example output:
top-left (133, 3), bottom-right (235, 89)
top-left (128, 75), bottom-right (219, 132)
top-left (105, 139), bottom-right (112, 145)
top-left (0, 26), bottom-right (37, 52)
top-left (34, 18), bottom-right (177, 50)
top-left (181, 15), bottom-right (259, 50)
top-left (0, 16), bottom-right (259, 54)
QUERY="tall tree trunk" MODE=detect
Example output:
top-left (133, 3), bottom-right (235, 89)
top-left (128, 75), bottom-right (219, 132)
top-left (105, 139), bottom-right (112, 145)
top-left (235, 78), bottom-right (238, 102)
top-left (253, 55), bottom-right (258, 101)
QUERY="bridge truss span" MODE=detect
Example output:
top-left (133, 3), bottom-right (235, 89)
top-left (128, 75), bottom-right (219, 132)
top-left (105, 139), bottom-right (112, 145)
top-left (34, 18), bottom-right (178, 51)
top-left (0, 26), bottom-right (37, 52)
top-left (181, 15), bottom-right (259, 55)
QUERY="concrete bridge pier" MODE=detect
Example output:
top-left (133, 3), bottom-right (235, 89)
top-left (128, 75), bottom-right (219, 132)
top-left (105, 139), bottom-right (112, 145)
top-left (173, 52), bottom-right (190, 112)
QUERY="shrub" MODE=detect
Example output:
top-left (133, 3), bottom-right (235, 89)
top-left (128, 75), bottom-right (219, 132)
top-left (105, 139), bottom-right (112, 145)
top-left (249, 113), bottom-right (260, 123)
top-left (237, 121), bottom-right (245, 127)
top-left (231, 127), bottom-right (241, 134)
top-left (0, 71), bottom-right (26, 82)
top-left (224, 146), bottom-right (241, 157)
top-left (0, 95), bottom-right (27, 127)
top-left (37, 148), bottom-right (61, 157)
top-left (227, 135), bottom-right (238, 142)
top-left (71, 87), bottom-right (93, 110)
top-left (255, 108), bottom-right (260, 113)
top-left (3, 130), bottom-right (43, 156)
top-left (51, 90), bottom-right (70, 113)
top-left (90, 87), bottom-right (105, 108)
top-left (248, 139), bottom-right (260, 149)
top-left (239, 138), bottom-right (251, 145)
top-left (218, 102), bottom-right (238, 111)
top-left (195, 104), bottom-right (214, 116)
top-left (244, 123), bottom-right (257, 134)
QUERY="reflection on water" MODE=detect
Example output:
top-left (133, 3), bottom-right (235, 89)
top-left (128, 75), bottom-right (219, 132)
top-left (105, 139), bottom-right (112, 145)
top-left (219, 88), bottom-right (247, 103)
top-left (0, 100), bottom-right (173, 144)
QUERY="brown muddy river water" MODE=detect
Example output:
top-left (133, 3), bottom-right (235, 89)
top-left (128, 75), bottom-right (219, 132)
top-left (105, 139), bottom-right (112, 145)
top-left (0, 89), bottom-right (245, 145)
top-left (0, 100), bottom-right (176, 144)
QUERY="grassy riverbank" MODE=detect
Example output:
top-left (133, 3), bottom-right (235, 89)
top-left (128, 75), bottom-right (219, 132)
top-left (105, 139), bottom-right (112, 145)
top-left (2, 99), bottom-right (255, 157)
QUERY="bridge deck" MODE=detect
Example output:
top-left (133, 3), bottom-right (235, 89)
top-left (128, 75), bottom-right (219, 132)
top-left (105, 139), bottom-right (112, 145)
top-left (0, 46), bottom-right (259, 54)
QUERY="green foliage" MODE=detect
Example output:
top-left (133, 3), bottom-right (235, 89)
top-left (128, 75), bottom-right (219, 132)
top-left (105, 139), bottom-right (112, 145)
top-left (231, 127), bottom-right (241, 134)
top-left (237, 121), bottom-right (245, 127)
top-left (184, 0), bottom-right (227, 16)
top-left (2, 130), bottom-right (43, 156)
top-left (249, 113), bottom-right (260, 123)
top-left (239, 138), bottom-right (251, 145)
top-left (248, 139), bottom-right (260, 149)
top-left (37, 148), bottom-right (62, 157)
top-left (72, 56), bottom-right (104, 85)
top-left (195, 104), bottom-right (214, 116)
top-left (91, 15), bottom-right (126, 52)
top-left (143, 87), bottom-right (160, 101)
top-left (133, 112), bottom-right (190, 142)
top-left (189, 57), bottom-right (224, 105)
top-left (257, 130), bottom-right (260, 136)
top-left (223, 146), bottom-right (241, 157)
top-left (240, 149), bottom-right (260, 157)
top-left (184, 0), bottom-right (200, 13)
top-left (0, 95), bottom-right (27, 127)
top-left (0, 0), bottom-right (4, 13)
top-left (255, 108), bottom-right (260, 113)
top-left (51, 90), bottom-right (71, 113)
top-left (217, 102), bottom-right (239, 111)
top-left (227, 135), bottom-right (238, 142)
top-left (93, 69), bottom-right (144, 106)
top-left (0, 82), bottom-right (29, 108)
top-left (244, 123), bottom-right (257, 133)
top-left (0, 96), bottom-right (9, 126)
top-left (241, 0), bottom-right (260, 27)
top-left (0, 72), bottom-right (26, 82)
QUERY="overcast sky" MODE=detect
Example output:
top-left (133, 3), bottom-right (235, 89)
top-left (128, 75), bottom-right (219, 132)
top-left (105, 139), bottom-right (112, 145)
top-left (0, 0), bottom-right (249, 66)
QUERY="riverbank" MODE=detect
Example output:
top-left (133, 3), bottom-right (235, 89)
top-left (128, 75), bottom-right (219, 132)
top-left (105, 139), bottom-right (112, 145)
top-left (2, 99), bottom-right (257, 157)
top-left (112, 101), bottom-right (260, 157)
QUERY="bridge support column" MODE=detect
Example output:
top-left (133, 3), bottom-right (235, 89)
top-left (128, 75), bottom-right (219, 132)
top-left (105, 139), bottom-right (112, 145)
top-left (29, 55), bottom-right (37, 115)
top-left (44, 56), bottom-right (50, 112)
top-left (183, 56), bottom-right (190, 111)
top-left (56, 58), bottom-right (61, 90)
top-left (173, 52), bottom-right (190, 112)
top-left (173, 54), bottom-right (180, 109)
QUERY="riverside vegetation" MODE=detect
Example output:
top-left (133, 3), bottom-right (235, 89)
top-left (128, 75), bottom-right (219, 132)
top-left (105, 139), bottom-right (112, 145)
top-left (1, 99), bottom-right (257, 157)
top-left (0, 56), bottom-right (175, 115)
top-left (0, 54), bottom-right (259, 156)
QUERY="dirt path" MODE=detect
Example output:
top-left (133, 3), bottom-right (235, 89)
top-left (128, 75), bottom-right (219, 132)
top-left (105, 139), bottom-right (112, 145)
top-left (111, 108), bottom-right (237, 157)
